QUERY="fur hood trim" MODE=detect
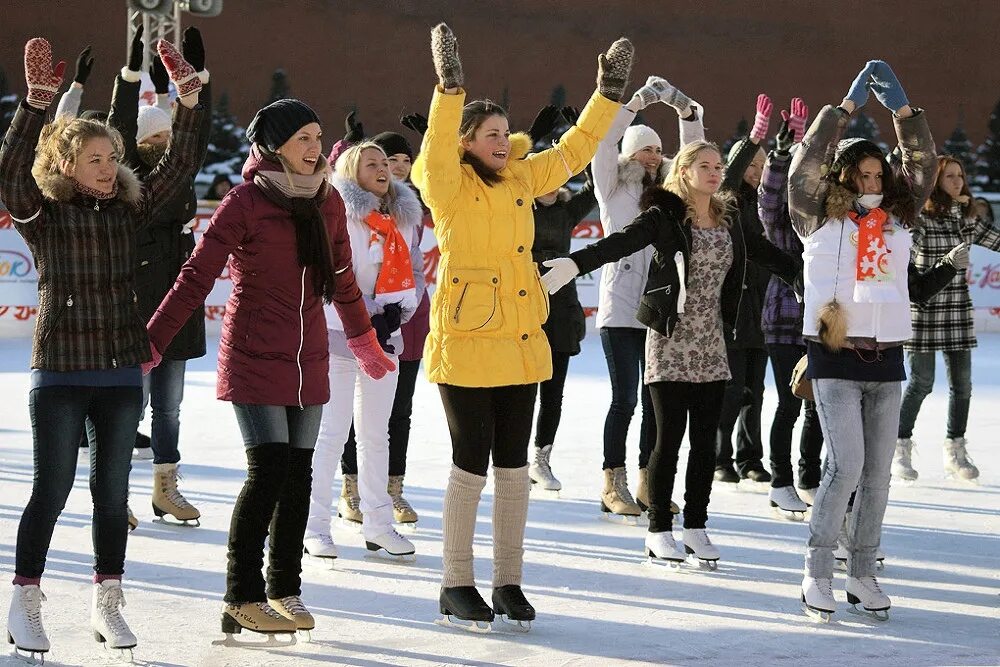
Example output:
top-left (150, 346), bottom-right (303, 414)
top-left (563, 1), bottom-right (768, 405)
top-left (330, 173), bottom-right (423, 232)
top-left (617, 154), bottom-right (670, 188)
top-left (508, 132), bottom-right (533, 161)
top-left (33, 163), bottom-right (142, 206)
top-left (824, 182), bottom-right (857, 219)
top-left (639, 186), bottom-right (687, 221)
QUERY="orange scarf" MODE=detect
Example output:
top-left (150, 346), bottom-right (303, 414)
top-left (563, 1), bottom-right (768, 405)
top-left (848, 208), bottom-right (891, 283)
top-left (364, 209), bottom-right (416, 306)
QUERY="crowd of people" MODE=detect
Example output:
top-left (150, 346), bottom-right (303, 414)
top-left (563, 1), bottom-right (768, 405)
top-left (1, 20), bottom-right (992, 659)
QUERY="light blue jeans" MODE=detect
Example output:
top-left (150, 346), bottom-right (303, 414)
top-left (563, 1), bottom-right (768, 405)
top-left (806, 378), bottom-right (901, 578)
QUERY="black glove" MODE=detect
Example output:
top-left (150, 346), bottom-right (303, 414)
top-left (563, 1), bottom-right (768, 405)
top-left (382, 303), bottom-right (403, 333)
top-left (400, 112), bottom-right (428, 136)
top-left (74, 46), bottom-right (95, 85)
top-left (149, 55), bottom-right (169, 95)
top-left (774, 118), bottom-right (794, 156)
top-left (370, 313), bottom-right (395, 354)
top-left (560, 105), bottom-right (580, 126)
top-left (528, 105), bottom-right (561, 144)
top-left (181, 26), bottom-right (205, 72)
top-left (344, 111), bottom-right (364, 143)
top-left (128, 25), bottom-right (144, 72)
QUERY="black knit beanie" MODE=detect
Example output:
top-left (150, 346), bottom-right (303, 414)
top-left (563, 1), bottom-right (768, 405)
top-left (371, 131), bottom-right (413, 160)
top-left (246, 99), bottom-right (321, 153)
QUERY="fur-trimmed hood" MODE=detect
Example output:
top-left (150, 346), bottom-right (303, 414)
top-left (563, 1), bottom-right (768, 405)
top-left (329, 172), bottom-right (423, 232)
top-left (33, 163), bottom-right (142, 206)
top-left (639, 185), bottom-right (687, 220)
top-left (617, 153), bottom-right (670, 189)
top-left (824, 182), bottom-right (857, 219)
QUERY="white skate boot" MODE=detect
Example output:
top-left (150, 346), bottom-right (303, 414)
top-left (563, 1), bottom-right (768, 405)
top-left (91, 580), bottom-right (137, 656)
top-left (846, 576), bottom-right (890, 621)
top-left (7, 584), bottom-right (49, 661)
top-left (681, 528), bottom-right (720, 570)
top-left (799, 486), bottom-right (818, 506)
top-left (892, 438), bottom-right (918, 482)
top-left (769, 486), bottom-right (808, 521)
top-left (529, 445), bottom-right (562, 495)
top-left (643, 531), bottom-right (685, 570)
top-left (365, 528), bottom-right (416, 563)
top-left (801, 576), bottom-right (836, 622)
top-left (943, 437), bottom-right (979, 482)
top-left (303, 534), bottom-right (338, 568)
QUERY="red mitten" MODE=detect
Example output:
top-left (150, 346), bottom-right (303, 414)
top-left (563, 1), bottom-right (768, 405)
top-left (155, 39), bottom-right (201, 98)
top-left (787, 97), bottom-right (810, 143)
top-left (346, 328), bottom-right (397, 380)
top-left (141, 341), bottom-right (162, 376)
top-left (24, 38), bottom-right (65, 108)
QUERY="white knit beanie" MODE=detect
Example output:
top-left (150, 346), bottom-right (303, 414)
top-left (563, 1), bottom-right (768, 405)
top-left (136, 105), bottom-right (171, 144)
top-left (621, 124), bottom-right (661, 158)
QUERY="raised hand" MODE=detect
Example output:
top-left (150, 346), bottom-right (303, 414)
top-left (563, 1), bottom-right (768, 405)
top-left (149, 55), bottom-right (169, 94)
top-left (128, 25), bottom-right (144, 72)
top-left (844, 60), bottom-right (877, 111)
top-left (430, 23), bottom-right (463, 90)
top-left (750, 93), bottom-right (772, 143)
top-left (73, 46), bottom-right (95, 85)
top-left (560, 106), bottom-right (580, 126)
top-left (400, 112), bottom-right (428, 136)
top-left (787, 97), bottom-right (809, 143)
top-left (156, 39), bottom-right (201, 100)
top-left (24, 38), bottom-right (66, 109)
top-left (867, 60), bottom-right (909, 112)
top-left (344, 111), bottom-right (364, 142)
top-left (775, 115), bottom-right (794, 155)
top-left (596, 37), bottom-right (634, 102)
top-left (528, 105), bottom-right (561, 143)
top-left (181, 26), bottom-right (205, 72)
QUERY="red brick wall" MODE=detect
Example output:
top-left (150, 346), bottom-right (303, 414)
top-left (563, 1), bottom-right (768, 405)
top-left (3, 1), bottom-right (998, 155)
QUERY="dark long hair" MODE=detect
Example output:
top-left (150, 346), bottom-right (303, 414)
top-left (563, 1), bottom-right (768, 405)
top-left (835, 146), bottom-right (917, 227)
top-left (460, 100), bottom-right (507, 186)
top-left (924, 155), bottom-right (974, 218)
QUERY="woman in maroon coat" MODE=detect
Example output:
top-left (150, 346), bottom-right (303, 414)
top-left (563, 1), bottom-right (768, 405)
top-left (146, 99), bottom-right (394, 637)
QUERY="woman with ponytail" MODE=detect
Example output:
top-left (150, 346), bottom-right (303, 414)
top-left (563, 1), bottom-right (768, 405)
top-left (788, 60), bottom-right (962, 621)
top-left (144, 99), bottom-right (395, 637)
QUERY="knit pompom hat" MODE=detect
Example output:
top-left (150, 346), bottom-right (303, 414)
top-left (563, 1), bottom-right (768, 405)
top-left (371, 131), bottom-right (413, 160)
top-left (621, 124), bottom-right (661, 158)
top-left (246, 99), bottom-right (321, 153)
top-left (136, 105), bottom-right (171, 144)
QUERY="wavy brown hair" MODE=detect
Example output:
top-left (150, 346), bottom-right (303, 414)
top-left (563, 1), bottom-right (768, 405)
top-left (833, 145), bottom-right (917, 227)
top-left (924, 155), bottom-right (973, 218)
top-left (459, 99), bottom-right (507, 186)
top-left (33, 115), bottom-right (124, 183)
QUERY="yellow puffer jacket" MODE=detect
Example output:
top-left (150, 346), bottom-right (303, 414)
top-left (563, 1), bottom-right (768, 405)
top-left (412, 87), bottom-right (619, 387)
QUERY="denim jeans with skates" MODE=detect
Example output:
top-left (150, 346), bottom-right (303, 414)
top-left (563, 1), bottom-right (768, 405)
top-left (806, 378), bottom-right (901, 578)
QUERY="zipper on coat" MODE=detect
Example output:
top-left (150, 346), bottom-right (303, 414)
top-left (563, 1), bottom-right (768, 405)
top-left (99, 204), bottom-right (119, 368)
top-left (453, 284), bottom-right (470, 322)
top-left (296, 267), bottom-right (306, 410)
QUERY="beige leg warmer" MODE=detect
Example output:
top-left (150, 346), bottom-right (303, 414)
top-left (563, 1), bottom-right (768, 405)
top-left (492, 465), bottom-right (531, 588)
top-left (441, 465), bottom-right (487, 588)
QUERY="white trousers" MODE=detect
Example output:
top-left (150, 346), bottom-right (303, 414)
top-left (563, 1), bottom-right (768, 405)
top-left (306, 347), bottom-right (399, 542)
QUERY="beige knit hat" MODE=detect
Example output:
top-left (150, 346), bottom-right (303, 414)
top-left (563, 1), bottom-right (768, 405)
top-left (136, 105), bottom-right (171, 144)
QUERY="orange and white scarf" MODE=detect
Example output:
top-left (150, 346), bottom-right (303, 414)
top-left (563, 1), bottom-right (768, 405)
top-left (848, 208), bottom-right (895, 301)
top-left (364, 209), bottom-right (416, 308)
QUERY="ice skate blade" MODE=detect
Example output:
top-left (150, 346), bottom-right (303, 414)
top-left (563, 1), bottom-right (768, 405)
top-left (736, 480), bottom-right (770, 494)
top-left (771, 506), bottom-right (807, 522)
top-left (152, 516), bottom-right (201, 527)
top-left (396, 522), bottom-right (418, 534)
top-left (801, 602), bottom-right (834, 623)
top-left (687, 555), bottom-right (719, 571)
top-left (338, 516), bottom-right (363, 532)
top-left (530, 486), bottom-right (561, 499)
top-left (496, 614), bottom-right (532, 633)
top-left (212, 632), bottom-right (297, 648)
top-left (10, 646), bottom-right (48, 665)
top-left (363, 550), bottom-right (417, 564)
top-left (305, 553), bottom-right (338, 570)
top-left (298, 629), bottom-right (313, 642)
top-left (435, 614), bottom-right (492, 634)
top-left (945, 472), bottom-right (980, 486)
top-left (642, 555), bottom-right (684, 571)
top-left (599, 511), bottom-right (640, 527)
top-left (847, 603), bottom-right (889, 621)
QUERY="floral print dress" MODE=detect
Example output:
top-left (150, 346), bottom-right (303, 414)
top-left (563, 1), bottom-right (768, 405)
top-left (645, 226), bottom-right (733, 384)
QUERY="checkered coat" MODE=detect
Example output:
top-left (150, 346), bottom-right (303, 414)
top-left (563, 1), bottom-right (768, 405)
top-left (907, 202), bottom-right (1000, 352)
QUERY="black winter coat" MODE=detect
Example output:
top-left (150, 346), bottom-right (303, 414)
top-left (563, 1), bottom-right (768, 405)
top-left (570, 187), bottom-right (800, 341)
top-left (533, 182), bottom-right (596, 355)
top-left (109, 76), bottom-right (212, 360)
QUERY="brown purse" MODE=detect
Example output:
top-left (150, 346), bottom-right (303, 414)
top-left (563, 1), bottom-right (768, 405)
top-left (790, 354), bottom-right (813, 401)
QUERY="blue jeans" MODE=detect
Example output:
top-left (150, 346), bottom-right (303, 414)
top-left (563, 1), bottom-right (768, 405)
top-left (600, 327), bottom-right (654, 470)
top-left (232, 403), bottom-right (323, 449)
top-left (141, 358), bottom-right (186, 464)
top-left (806, 378), bottom-right (901, 578)
top-left (17, 385), bottom-right (142, 578)
top-left (898, 350), bottom-right (972, 440)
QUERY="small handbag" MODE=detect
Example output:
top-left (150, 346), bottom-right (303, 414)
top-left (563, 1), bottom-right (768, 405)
top-left (790, 354), bottom-right (813, 401)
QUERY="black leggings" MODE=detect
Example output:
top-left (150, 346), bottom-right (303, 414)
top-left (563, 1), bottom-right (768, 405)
top-left (342, 359), bottom-right (421, 476)
top-left (535, 350), bottom-right (571, 448)
top-left (767, 344), bottom-right (824, 489)
top-left (716, 347), bottom-right (768, 475)
top-left (647, 380), bottom-right (726, 532)
top-left (439, 384), bottom-right (537, 476)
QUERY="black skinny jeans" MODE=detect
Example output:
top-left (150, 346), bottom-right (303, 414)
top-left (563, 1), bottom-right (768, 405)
top-left (17, 385), bottom-right (142, 579)
top-left (342, 358), bottom-right (421, 476)
top-left (716, 347), bottom-right (768, 475)
top-left (535, 350), bottom-right (571, 448)
top-left (647, 381), bottom-right (726, 532)
top-left (439, 384), bottom-right (537, 476)
top-left (600, 327), bottom-right (654, 470)
top-left (767, 344), bottom-right (824, 489)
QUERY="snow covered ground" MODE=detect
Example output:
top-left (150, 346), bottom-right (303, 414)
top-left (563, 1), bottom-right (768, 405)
top-left (1, 333), bottom-right (998, 667)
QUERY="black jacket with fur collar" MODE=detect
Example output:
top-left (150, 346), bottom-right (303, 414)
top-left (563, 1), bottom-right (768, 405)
top-left (571, 187), bottom-right (800, 341)
top-left (0, 101), bottom-right (206, 371)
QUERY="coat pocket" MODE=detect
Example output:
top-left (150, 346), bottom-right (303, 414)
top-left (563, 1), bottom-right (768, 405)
top-left (445, 267), bottom-right (502, 332)
top-left (532, 266), bottom-right (550, 323)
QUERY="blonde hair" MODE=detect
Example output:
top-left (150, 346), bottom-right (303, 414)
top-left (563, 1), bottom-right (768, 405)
top-left (662, 140), bottom-right (733, 228)
top-left (32, 115), bottom-right (124, 183)
top-left (335, 141), bottom-right (398, 207)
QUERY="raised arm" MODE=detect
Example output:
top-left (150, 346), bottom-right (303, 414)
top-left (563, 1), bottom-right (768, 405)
top-left (591, 105), bottom-right (635, 201)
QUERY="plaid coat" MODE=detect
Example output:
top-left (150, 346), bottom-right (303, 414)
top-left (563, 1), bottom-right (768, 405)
top-left (758, 150), bottom-right (805, 346)
top-left (0, 101), bottom-right (205, 371)
top-left (907, 202), bottom-right (1000, 352)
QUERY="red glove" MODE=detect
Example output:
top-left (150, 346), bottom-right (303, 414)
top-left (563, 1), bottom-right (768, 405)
top-left (787, 97), bottom-right (810, 143)
top-left (24, 38), bottom-right (66, 109)
top-left (155, 39), bottom-right (201, 98)
top-left (749, 93), bottom-right (772, 144)
top-left (346, 328), bottom-right (397, 380)
top-left (141, 341), bottom-right (162, 376)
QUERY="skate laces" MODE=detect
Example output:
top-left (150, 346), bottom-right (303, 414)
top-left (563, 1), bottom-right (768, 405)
top-left (97, 585), bottom-right (130, 635)
top-left (258, 602), bottom-right (283, 619)
top-left (613, 469), bottom-right (636, 504)
top-left (816, 577), bottom-right (834, 598)
top-left (535, 447), bottom-right (553, 475)
top-left (161, 467), bottom-right (194, 509)
top-left (277, 595), bottom-right (308, 616)
top-left (858, 576), bottom-right (884, 596)
top-left (20, 587), bottom-right (46, 634)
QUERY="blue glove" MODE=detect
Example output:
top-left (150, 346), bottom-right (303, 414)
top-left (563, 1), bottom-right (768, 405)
top-left (844, 61), bottom-right (877, 109)
top-left (867, 60), bottom-right (909, 112)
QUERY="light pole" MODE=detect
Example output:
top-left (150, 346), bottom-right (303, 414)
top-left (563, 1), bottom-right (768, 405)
top-left (126, 0), bottom-right (223, 70)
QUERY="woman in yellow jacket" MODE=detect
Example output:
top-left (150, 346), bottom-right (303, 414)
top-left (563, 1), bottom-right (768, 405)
top-left (412, 23), bottom-right (632, 631)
